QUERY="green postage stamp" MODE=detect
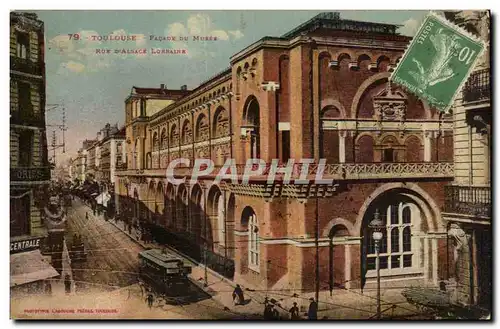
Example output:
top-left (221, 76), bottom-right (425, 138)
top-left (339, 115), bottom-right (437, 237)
top-left (391, 11), bottom-right (486, 112)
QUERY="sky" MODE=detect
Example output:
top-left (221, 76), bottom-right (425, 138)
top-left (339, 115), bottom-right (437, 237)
top-left (33, 10), bottom-right (428, 164)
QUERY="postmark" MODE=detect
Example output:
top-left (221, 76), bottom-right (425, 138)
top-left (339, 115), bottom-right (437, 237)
top-left (391, 12), bottom-right (486, 112)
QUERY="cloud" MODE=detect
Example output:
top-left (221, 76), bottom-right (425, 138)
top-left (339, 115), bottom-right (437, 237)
top-left (211, 30), bottom-right (229, 41)
top-left (60, 61), bottom-right (85, 73)
top-left (399, 18), bottom-right (422, 37)
top-left (164, 14), bottom-right (245, 58)
top-left (48, 35), bottom-right (75, 54)
top-left (228, 30), bottom-right (244, 40)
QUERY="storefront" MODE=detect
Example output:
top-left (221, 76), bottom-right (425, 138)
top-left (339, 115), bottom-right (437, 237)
top-left (10, 236), bottom-right (59, 298)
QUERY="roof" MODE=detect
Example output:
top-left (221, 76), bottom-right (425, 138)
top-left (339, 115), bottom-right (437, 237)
top-left (139, 249), bottom-right (186, 269)
top-left (10, 249), bottom-right (59, 287)
top-left (281, 12), bottom-right (401, 39)
top-left (131, 87), bottom-right (191, 97)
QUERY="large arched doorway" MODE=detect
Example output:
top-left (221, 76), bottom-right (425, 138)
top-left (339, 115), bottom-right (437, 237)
top-left (147, 181), bottom-right (155, 223)
top-left (165, 183), bottom-right (176, 229)
top-left (133, 188), bottom-right (140, 226)
top-left (360, 189), bottom-right (427, 289)
top-left (207, 185), bottom-right (224, 247)
top-left (177, 184), bottom-right (188, 231)
top-left (155, 182), bottom-right (165, 227)
top-left (190, 184), bottom-right (203, 240)
top-left (241, 206), bottom-right (259, 272)
top-left (328, 224), bottom-right (350, 291)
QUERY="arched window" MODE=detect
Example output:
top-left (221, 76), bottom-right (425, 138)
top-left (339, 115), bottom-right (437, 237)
top-left (249, 213), bottom-right (259, 269)
top-left (181, 119), bottom-right (192, 145)
top-left (160, 128), bottom-right (167, 150)
top-left (366, 202), bottom-right (417, 274)
top-left (195, 114), bottom-right (209, 142)
top-left (217, 194), bottom-right (225, 246)
top-left (152, 132), bottom-right (159, 151)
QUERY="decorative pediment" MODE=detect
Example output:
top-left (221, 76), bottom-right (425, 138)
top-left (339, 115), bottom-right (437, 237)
top-left (373, 86), bottom-right (407, 122)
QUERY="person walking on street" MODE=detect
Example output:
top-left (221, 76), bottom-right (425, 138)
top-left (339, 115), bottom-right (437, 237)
top-left (232, 284), bottom-right (244, 305)
top-left (85, 212), bottom-right (89, 220)
top-left (263, 297), bottom-right (273, 320)
top-left (44, 281), bottom-right (52, 296)
top-left (64, 275), bottom-right (72, 295)
top-left (146, 293), bottom-right (154, 309)
top-left (289, 302), bottom-right (300, 320)
top-left (307, 298), bottom-right (318, 320)
top-left (270, 304), bottom-right (280, 320)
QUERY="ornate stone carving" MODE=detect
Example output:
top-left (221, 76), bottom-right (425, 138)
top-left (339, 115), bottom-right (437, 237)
top-left (448, 224), bottom-right (470, 252)
top-left (373, 84), bottom-right (407, 135)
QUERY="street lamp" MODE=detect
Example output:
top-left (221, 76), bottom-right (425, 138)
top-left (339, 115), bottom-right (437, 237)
top-left (369, 209), bottom-right (384, 320)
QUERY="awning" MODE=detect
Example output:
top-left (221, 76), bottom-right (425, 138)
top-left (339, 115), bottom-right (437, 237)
top-left (10, 250), bottom-right (59, 287)
top-left (96, 192), bottom-right (111, 207)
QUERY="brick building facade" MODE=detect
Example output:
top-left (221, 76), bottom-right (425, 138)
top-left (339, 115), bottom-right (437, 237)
top-left (115, 12), bottom-right (455, 293)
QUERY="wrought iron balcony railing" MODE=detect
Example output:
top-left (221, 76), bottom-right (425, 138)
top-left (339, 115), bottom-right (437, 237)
top-left (463, 68), bottom-right (490, 104)
top-left (444, 185), bottom-right (491, 219)
top-left (10, 56), bottom-right (43, 76)
top-left (10, 110), bottom-right (45, 127)
top-left (116, 162), bottom-right (454, 181)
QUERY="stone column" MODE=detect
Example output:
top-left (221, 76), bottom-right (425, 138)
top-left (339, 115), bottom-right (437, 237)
top-left (339, 130), bottom-right (347, 163)
top-left (424, 130), bottom-right (432, 162)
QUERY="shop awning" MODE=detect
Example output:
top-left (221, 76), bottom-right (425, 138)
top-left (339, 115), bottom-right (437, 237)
top-left (96, 192), bottom-right (111, 207)
top-left (10, 250), bottom-right (60, 287)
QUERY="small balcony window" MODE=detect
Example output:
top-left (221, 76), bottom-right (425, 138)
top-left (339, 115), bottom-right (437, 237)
top-left (382, 148), bottom-right (395, 163)
top-left (16, 32), bottom-right (29, 59)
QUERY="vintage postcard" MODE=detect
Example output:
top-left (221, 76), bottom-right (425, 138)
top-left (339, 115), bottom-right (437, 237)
top-left (9, 9), bottom-right (491, 320)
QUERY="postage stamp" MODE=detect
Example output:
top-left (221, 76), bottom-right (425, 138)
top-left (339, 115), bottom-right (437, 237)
top-left (391, 11), bottom-right (486, 112)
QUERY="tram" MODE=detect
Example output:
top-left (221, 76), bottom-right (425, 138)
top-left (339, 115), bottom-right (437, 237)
top-left (138, 248), bottom-right (192, 295)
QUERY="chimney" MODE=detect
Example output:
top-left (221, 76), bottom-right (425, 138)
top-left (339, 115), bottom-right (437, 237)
top-left (180, 85), bottom-right (187, 91)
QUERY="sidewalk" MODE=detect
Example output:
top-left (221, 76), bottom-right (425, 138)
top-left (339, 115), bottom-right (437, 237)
top-left (103, 211), bottom-right (421, 319)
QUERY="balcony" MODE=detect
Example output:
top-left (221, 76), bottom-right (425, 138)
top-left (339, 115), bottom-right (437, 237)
top-left (10, 110), bottom-right (45, 127)
top-left (463, 68), bottom-right (490, 105)
top-left (444, 185), bottom-right (491, 219)
top-left (116, 162), bottom-right (454, 181)
top-left (10, 56), bottom-right (43, 76)
top-left (11, 166), bottom-right (51, 182)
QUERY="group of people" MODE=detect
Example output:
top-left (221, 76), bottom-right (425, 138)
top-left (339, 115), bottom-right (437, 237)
top-left (232, 284), bottom-right (319, 320)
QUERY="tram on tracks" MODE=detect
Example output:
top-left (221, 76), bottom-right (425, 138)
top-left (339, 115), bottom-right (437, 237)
top-left (138, 248), bottom-right (192, 295)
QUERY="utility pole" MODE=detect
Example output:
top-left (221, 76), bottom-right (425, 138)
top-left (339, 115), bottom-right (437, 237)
top-left (46, 104), bottom-right (67, 168)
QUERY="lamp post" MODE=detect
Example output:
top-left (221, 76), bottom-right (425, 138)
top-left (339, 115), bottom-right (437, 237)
top-left (369, 209), bottom-right (384, 320)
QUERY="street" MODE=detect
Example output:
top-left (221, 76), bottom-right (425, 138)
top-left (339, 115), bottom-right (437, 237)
top-left (57, 197), bottom-right (250, 319)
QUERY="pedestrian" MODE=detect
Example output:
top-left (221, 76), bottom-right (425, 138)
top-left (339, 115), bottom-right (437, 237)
top-left (270, 304), bottom-right (280, 320)
top-left (146, 293), bottom-right (154, 309)
top-left (138, 280), bottom-right (145, 297)
top-left (307, 297), bottom-right (318, 320)
top-left (263, 298), bottom-right (273, 320)
top-left (85, 212), bottom-right (89, 220)
top-left (44, 281), bottom-right (52, 296)
top-left (64, 274), bottom-right (72, 294)
top-left (289, 302), bottom-right (300, 320)
top-left (232, 284), bottom-right (244, 305)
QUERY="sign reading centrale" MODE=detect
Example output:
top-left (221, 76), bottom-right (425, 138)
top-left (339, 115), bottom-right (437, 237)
top-left (10, 237), bottom-right (42, 254)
